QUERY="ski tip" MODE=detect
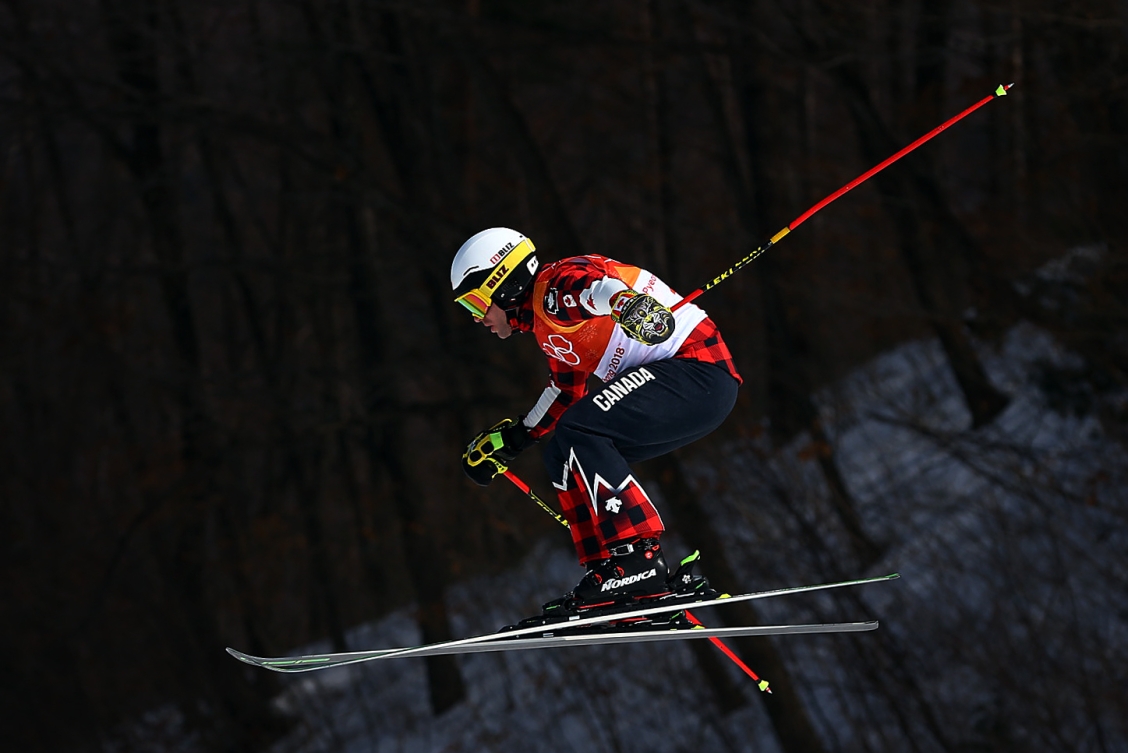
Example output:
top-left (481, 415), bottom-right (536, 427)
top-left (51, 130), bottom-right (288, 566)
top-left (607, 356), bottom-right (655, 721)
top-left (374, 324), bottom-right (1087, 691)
top-left (226, 647), bottom-right (259, 665)
top-left (885, 572), bottom-right (901, 580)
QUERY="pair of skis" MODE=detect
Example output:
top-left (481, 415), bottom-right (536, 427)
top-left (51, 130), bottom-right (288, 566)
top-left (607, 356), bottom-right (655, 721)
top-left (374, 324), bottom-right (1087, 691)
top-left (227, 572), bottom-right (898, 676)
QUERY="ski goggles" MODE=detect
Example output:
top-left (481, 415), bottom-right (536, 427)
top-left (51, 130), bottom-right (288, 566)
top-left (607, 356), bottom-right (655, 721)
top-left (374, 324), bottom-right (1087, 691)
top-left (454, 290), bottom-right (493, 319)
top-left (453, 238), bottom-right (537, 319)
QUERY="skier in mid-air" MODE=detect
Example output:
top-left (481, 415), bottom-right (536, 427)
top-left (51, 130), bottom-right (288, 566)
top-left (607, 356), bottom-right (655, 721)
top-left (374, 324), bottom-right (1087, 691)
top-left (238, 76), bottom-right (1000, 668)
top-left (452, 228), bottom-right (742, 612)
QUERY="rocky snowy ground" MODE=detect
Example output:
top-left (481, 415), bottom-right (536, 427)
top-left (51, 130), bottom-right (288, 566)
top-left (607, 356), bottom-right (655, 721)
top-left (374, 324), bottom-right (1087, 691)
top-left (267, 541), bottom-right (786, 753)
top-left (251, 322), bottom-right (1126, 753)
top-left (108, 321), bottom-right (1127, 753)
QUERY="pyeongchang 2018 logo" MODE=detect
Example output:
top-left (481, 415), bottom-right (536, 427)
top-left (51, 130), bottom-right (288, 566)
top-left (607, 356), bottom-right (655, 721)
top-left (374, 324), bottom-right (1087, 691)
top-left (541, 334), bottom-right (580, 366)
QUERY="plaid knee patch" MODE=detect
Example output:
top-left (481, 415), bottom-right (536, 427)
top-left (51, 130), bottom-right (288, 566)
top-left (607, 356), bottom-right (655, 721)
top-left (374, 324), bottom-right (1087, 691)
top-left (594, 478), bottom-right (663, 547)
top-left (555, 454), bottom-right (664, 565)
top-left (557, 483), bottom-right (606, 562)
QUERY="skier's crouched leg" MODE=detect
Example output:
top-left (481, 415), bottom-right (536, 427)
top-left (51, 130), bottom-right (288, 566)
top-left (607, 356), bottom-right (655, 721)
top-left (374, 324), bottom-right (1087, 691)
top-left (542, 424), bottom-right (613, 566)
top-left (541, 412), bottom-right (618, 483)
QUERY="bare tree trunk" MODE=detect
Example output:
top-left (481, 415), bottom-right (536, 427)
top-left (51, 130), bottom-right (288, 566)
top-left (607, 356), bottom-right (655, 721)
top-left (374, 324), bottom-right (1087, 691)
top-left (95, 3), bottom-right (293, 746)
top-left (641, 0), bottom-right (677, 280)
top-left (293, 0), bottom-right (470, 713)
top-left (641, 455), bottom-right (831, 753)
top-left (810, 11), bottom-right (1009, 428)
top-left (380, 415), bottom-right (468, 714)
top-left (682, 0), bottom-right (882, 565)
top-left (457, 29), bottom-right (587, 257)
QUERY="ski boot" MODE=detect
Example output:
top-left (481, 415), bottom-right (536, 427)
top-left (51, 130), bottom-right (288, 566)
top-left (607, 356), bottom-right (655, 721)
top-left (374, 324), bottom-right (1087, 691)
top-left (574, 538), bottom-right (670, 602)
top-left (499, 544), bottom-right (720, 634)
top-left (500, 539), bottom-right (671, 634)
top-left (554, 538), bottom-right (669, 608)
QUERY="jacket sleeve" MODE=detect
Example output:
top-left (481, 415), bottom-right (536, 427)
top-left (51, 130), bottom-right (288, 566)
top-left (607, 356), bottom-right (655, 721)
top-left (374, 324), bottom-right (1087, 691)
top-left (523, 364), bottom-right (587, 439)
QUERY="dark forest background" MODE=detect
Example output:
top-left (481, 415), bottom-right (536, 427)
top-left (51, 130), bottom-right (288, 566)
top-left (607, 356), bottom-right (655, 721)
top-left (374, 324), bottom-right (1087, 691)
top-left (2, 0), bottom-right (1126, 751)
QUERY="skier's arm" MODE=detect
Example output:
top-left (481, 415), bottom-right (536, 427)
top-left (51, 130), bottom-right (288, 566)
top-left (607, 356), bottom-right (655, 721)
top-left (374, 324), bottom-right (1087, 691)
top-left (460, 371), bottom-right (585, 486)
top-left (580, 275), bottom-right (675, 346)
top-left (524, 367), bottom-right (588, 440)
top-left (609, 290), bottom-right (675, 345)
top-left (462, 418), bottom-right (534, 486)
top-left (461, 363), bottom-right (586, 485)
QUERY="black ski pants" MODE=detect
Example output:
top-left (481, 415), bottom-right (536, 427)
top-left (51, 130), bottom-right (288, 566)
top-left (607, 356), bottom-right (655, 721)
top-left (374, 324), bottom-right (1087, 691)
top-left (542, 358), bottom-right (739, 563)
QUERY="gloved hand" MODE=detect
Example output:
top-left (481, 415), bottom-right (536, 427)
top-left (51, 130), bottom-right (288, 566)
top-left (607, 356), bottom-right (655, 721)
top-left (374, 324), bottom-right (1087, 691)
top-left (610, 290), bottom-right (675, 345)
top-left (462, 417), bottom-right (534, 486)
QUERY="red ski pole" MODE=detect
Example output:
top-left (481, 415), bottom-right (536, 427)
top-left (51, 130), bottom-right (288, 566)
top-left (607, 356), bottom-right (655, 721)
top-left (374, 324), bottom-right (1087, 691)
top-left (683, 609), bottom-right (772, 693)
top-left (502, 469), bottom-right (570, 528)
top-left (672, 83), bottom-right (1014, 312)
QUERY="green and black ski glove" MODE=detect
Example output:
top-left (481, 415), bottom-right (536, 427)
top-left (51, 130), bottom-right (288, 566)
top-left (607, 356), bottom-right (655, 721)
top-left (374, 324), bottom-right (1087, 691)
top-left (462, 417), bottom-right (534, 486)
top-left (610, 290), bottom-right (675, 345)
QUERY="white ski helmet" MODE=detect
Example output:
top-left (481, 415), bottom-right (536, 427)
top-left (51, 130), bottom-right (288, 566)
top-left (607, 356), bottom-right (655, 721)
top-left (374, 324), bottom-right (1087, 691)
top-left (451, 227), bottom-right (539, 317)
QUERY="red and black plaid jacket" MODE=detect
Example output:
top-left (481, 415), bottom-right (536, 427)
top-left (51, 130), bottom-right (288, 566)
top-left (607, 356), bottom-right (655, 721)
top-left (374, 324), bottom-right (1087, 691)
top-left (507, 256), bottom-right (741, 439)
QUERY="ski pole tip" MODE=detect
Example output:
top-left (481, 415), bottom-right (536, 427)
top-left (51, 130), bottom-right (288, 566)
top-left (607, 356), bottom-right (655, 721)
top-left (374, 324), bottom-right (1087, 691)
top-left (758, 680), bottom-right (771, 693)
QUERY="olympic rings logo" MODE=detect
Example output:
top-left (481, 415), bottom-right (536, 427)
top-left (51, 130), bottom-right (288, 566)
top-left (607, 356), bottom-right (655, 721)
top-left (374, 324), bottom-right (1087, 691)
top-left (541, 334), bottom-right (581, 366)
